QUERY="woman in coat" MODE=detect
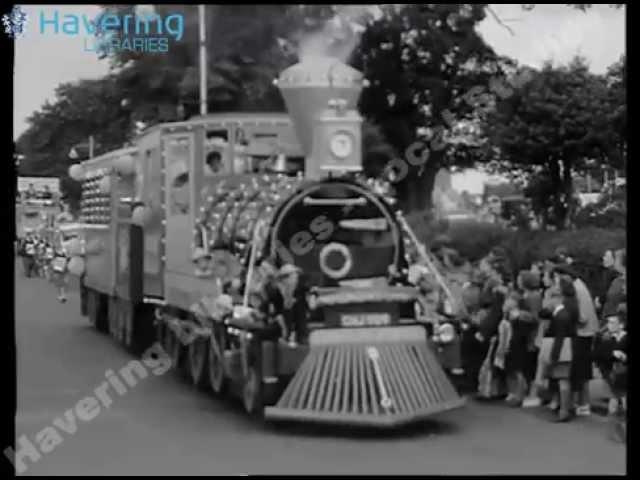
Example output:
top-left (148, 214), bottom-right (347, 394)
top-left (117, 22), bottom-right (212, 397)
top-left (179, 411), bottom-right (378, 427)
top-left (541, 277), bottom-right (579, 422)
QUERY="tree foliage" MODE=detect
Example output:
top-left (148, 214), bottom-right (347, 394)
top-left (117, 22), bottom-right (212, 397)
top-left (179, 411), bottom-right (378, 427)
top-left (16, 4), bottom-right (625, 217)
top-left (486, 57), bottom-right (622, 229)
top-left (352, 4), bottom-right (509, 211)
top-left (17, 75), bottom-right (132, 209)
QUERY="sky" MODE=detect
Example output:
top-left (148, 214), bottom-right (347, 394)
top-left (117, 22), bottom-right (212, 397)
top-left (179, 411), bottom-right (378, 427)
top-left (13, 4), bottom-right (626, 192)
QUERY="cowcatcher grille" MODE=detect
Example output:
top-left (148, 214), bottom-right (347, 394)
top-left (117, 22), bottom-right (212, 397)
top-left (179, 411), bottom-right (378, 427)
top-left (264, 326), bottom-right (464, 427)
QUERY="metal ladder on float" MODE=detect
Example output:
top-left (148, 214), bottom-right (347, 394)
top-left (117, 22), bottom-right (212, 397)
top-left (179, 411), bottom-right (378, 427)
top-left (395, 211), bottom-right (466, 317)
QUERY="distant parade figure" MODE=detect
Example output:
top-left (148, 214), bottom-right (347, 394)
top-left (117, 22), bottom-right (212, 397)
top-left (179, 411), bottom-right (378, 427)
top-left (43, 240), bottom-right (55, 281)
top-left (40, 185), bottom-right (53, 199)
top-left (56, 202), bottom-right (74, 224)
top-left (18, 232), bottom-right (37, 277)
top-left (51, 238), bottom-right (70, 303)
top-left (24, 183), bottom-right (37, 200)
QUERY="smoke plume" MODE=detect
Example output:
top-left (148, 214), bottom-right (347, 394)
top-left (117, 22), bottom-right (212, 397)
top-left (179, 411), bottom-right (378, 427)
top-left (297, 5), bottom-right (382, 63)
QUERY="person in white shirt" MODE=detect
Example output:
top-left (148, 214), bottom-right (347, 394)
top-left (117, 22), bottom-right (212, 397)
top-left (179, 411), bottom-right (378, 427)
top-left (553, 264), bottom-right (598, 416)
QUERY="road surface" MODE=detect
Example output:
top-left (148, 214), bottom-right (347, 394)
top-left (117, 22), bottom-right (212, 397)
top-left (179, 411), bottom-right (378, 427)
top-left (14, 264), bottom-right (626, 475)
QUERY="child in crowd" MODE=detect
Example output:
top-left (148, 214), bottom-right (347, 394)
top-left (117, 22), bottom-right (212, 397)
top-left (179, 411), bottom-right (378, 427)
top-left (594, 312), bottom-right (627, 442)
top-left (594, 313), bottom-right (627, 415)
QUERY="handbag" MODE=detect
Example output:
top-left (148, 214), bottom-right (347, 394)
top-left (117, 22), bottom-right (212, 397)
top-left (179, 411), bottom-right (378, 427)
top-left (540, 337), bottom-right (572, 363)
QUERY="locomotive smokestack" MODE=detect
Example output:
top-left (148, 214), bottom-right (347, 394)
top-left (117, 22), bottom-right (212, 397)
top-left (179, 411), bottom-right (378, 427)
top-left (277, 57), bottom-right (364, 167)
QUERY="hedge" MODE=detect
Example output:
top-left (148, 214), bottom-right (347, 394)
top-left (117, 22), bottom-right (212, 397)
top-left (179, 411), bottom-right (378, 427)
top-left (442, 220), bottom-right (626, 273)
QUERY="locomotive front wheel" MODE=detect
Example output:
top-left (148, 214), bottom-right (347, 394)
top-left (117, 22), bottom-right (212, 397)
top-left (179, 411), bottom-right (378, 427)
top-left (208, 329), bottom-right (227, 395)
top-left (242, 363), bottom-right (263, 416)
top-left (188, 338), bottom-right (209, 389)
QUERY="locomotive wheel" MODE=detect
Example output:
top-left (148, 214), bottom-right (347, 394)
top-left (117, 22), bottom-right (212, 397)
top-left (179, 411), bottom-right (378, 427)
top-left (208, 326), bottom-right (227, 395)
top-left (242, 363), bottom-right (263, 416)
top-left (188, 337), bottom-right (209, 389)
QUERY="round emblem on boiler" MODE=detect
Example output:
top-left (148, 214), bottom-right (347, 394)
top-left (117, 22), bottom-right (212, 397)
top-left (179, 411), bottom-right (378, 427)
top-left (330, 131), bottom-right (354, 159)
top-left (319, 242), bottom-right (353, 279)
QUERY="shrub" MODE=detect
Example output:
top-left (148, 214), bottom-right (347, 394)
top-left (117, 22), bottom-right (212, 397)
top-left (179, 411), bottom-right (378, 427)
top-left (445, 220), bottom-right (511, 261)
top-left (440, 221), bottom-right (625, 273)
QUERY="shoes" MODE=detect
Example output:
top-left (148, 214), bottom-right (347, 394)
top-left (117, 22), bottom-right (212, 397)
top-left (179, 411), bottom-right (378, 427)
top-left (611, 420), bottom-right (626, 443)
top-left (522, 397), bottom-right (542, 408)
top-left (552, 411), bottom-right (571, 423)
top-left (506, 397), bottom-right (522, 408)
top-left (547, 399), bottom-right (559, 411)
top-left (575, 405), bottom-right (591, 416)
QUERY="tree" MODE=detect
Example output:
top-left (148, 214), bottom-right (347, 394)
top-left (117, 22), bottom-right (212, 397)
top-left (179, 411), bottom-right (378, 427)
top-left (96, 5), bottom-right (336, 123)
top-left (17, 75), bottom-right (132, 209)
top-left (351, 4), bottom-right (509, 212)
top-left (604, 54), bottom-right (626, 170)
top-left (486, 57), bottom-right (619, 229)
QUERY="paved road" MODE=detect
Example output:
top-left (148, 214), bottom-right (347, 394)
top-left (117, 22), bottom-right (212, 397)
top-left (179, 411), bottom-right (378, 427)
top-left (14, 265), bottom-right (626, 475)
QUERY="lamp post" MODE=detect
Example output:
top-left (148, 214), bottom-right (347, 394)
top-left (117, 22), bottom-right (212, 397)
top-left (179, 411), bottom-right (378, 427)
top-left (199, 5), bottom-right (208, 116)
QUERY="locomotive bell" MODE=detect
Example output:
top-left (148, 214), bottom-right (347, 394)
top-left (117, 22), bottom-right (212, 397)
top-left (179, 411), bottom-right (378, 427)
top-left (278, 57), bottom-right (364, 179)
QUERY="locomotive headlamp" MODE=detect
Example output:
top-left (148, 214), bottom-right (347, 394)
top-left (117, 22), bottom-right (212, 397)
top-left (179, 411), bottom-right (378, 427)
top-left (330, 131), bottom-right (354, 159)
top-left (69, 164), bottom-right (85, 181)
top-left (436, 323), bottom-right (455, 344)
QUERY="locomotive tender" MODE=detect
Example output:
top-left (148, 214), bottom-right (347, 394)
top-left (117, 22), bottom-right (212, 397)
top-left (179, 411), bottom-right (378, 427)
top-left (67, 57), bottom-right (464, 427)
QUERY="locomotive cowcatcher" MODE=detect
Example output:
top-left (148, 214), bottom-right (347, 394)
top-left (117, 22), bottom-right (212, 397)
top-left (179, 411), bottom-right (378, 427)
top-left (67, 56), bottom-right (465, 427)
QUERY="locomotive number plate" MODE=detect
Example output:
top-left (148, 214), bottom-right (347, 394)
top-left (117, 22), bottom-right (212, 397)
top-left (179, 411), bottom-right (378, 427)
top-left (340, 313), bottom-right (391, 327)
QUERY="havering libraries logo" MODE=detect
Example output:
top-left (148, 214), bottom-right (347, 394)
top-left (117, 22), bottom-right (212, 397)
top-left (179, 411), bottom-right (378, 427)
top-left (5, 6), bottom-right (184, 54)
top-left (2, 6), bottom-right (28, 38)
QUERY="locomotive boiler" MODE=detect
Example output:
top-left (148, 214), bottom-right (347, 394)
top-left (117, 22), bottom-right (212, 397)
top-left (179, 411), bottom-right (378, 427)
top-left (67, 57), bottom-right (464, 427)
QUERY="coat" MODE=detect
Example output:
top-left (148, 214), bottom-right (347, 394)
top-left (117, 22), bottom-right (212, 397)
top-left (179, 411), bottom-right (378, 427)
top-left (602, 276), bottom-right (626, 319)
top-left (543, 303), bottom-right (578, 379)
top-left (573, 278), bottom-right (599, 337)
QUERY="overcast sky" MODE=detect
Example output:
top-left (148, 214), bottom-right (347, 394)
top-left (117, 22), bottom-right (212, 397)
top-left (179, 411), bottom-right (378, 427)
top-left (13, 4), bottom-right (626, 193)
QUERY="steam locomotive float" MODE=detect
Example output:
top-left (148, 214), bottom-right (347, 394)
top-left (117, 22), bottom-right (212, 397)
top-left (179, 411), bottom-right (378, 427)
top-left (66, 57), bottom-right (465, 427)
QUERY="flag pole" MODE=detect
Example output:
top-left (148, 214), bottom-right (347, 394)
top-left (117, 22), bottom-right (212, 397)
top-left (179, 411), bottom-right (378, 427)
top-left (199, 5), bottom-right (208, 116)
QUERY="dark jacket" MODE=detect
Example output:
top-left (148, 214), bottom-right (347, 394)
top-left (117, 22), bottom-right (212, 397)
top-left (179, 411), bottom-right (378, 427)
top-left (593, 266), bottom-right (619, 306)
top-left (261, 281), bottom-right (309, 337)
top-left (593, 331), bottom-right (628, 373)
top-left (477, 285), bottom-right (505, 340)
top-left (545, 302), bottom-right (578, 364)
top-left (602, 276), bottom-right (626, 319)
